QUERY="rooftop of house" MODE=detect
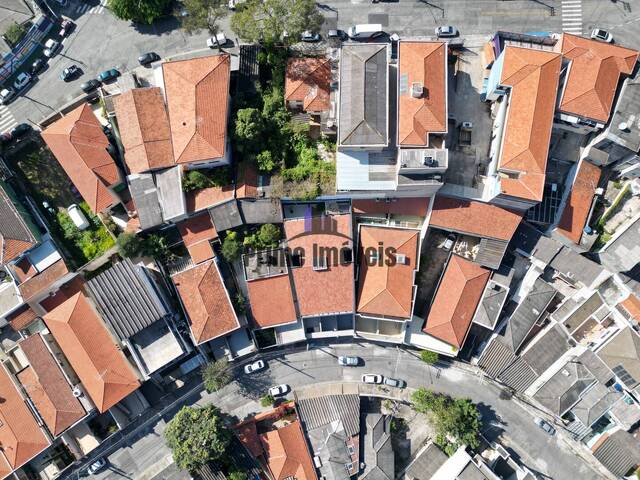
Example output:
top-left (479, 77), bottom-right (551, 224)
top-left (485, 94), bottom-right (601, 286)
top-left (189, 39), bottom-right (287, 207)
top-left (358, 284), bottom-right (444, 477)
top-left (592, 429), bottom-right (640, 477)
top-left (555, 160), bottom-right (601, 244)
top-left (398, 41), bottom-right (447, 147)
top-left (245, 263), bottom-right (298, 329)
top-left (352, 197), bottom-right (429, 217)
top-left (161, 54), bottom-right (231, 164)
top-left (597, 326), bottom-right (640, 390)
top-left (17, 334), bottom-right (86, 436)
top-left (559, 33), bottom-right (639, 124)
top-left (41, 103), bottom-right (120, 213)
top-left (177, 212), bottom-right (218, 265)
top-left (284, 213), bottom-right (354, 318)
top-left (357, 225), bottom-right (419, 320)
top-left (43, 292), bottom-right (139, 413)
top-left (5, 304), bottom-right (38, 331)
top-left (113, 87), bottom-right (175, 174)
top-left (604, 68), bottom-right (640, 153)
top-left (0, 184), bottom-right (37, 266)
top-left (285, 57), bottom-right (331, 112)
top-left (172, 258), bottom-right (240, 345)
top-left (361, 413), bottom-right (394, 480)
top-left (17, 258), bottom-right (69, 302)
top-left (338, 44), bottom-right (388, 147)
top-left (498, 46), bottom-right (562, 202)
top-left (259, 420), bottom-right (318, 480)
top-left (0, 364), bottom-right (50, 479)
top-left (423, 255), bottom-right (490, 349)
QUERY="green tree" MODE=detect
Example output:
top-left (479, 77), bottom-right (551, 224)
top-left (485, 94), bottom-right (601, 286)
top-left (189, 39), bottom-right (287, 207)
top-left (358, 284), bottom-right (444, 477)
top-left (228, 472), bottom-right (248, 480)
top-left (420, 350), bottom-right (439, 365)
top-left (234, 108), bottom-right (264, 155)
top-left (257, 223), bottom-right (280, 248)
top-left (164, 405), bottom-right (232, 472)
top-left (222, 231), bottom-right (241, 261)
top-left (183, 170), bottom-right (213, 192)
top-left (108, 0), bottom-right (171, 24)
top-left (202, 358), bottom-right (231, 392)
top-left (143, 234), bottom-right (175, 262)
top-left (260, 394), bottom-right (275, 407)
top-left (178, 0), bottom-right (228, 49)
top-left (4, 22), bottom-right (26, 47)
top-left (116, 232), bottom-right (142, 258)
top-left (256, 150), bottom-right (276, 173)
top-left (231, 0), bottom-right (322, 45)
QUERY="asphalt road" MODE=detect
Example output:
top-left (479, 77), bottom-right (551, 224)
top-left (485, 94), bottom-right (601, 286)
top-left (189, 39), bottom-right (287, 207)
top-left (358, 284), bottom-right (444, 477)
top-left (81, 343), bottom-right (603, 480)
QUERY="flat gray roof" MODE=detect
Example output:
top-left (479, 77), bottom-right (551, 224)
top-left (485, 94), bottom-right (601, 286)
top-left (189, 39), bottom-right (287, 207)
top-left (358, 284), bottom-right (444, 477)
top-left (156, 166), bottom-right (186, 221)
top-left (128, 173), bottom-right (163, 229)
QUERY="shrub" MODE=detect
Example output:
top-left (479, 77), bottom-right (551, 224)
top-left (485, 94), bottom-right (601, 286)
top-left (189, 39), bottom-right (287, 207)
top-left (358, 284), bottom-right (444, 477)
top-left (228, 472), bottom-right (248, 480)
top-left (257, 223), bottom-right (280, 248)
top-left (222, 231), bottom-right (241, 261)
top-left (4, 22), bottom-right (26, 47)
top-left (117, 232), bottom-right (142, 258)
top-left (260, 394), bottom-right (275, 407)
top-left (202, 358), bottom-right (231, 393)
top-left (256, 150), bottom-right (276, 173)
top-left (143, 234), bottom-right (176, 262)
top-left (420, 350), bottom-right (439, 364)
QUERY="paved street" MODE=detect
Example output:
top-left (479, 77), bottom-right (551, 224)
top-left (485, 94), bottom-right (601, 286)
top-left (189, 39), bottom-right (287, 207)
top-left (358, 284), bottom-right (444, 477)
top-left (80, 343), bottom-right (603, 480)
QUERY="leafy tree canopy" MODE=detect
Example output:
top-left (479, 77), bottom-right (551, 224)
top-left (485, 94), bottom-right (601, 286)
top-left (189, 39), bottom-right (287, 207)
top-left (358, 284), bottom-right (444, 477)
top-left (109, 0), bottom-right (171, 24)
top-left (202, 357), bottom-right (231, 392)
top-left (116, 232), bottom-right (142, 258)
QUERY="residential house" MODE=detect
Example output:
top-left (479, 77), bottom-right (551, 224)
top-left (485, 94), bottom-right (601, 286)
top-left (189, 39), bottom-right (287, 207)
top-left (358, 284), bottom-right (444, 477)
top-left (361, 413), bottom-right (394, 480)
top-left (284, 56), bottom-right (333, 133)
top-left (591, 429), bottom-right (640, 478)
top-left (177, 212), bottom-right (218, 265)
top-left (596, 327), bottom-right (640, 396)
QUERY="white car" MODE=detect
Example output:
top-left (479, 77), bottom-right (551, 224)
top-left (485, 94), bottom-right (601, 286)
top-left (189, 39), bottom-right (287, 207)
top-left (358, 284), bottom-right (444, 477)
top-left (13, 72), bottom-right (31, 91)
top-left (244, 360), bottom-right (266, 374)
top-left (0, 88), bottom-right (15, 105)
top-left (43, 39), bottom-right (61, 58)
top-left (87, 458), bottom-right (106, 475)
top-left (591, 29), bottom-right (613, 43)
top-left (268, 384), bottom-right (290, 397)
top-left (435, 26), bottom-right (458, 38)
top-left (206, 33), bottom-right (228, 48)
top-left (362, 374), bottom-right (383, 384)
top-left (338, 356), bottom-right (359, 366)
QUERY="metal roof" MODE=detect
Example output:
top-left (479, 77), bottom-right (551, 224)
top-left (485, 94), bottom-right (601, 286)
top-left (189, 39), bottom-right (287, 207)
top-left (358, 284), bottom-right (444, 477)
top-left (296, 394), bottom-right (360, 437)
top-left (507, 278), bottom-right (556, 353)
top-left (209, 199), bottom-right (242, 232)
top-left (128, 173), bottom-right (163, 229)
top-left (594, 430), bottom-right (640, 477)
top-left (156, 166), bottom-right (186, 221)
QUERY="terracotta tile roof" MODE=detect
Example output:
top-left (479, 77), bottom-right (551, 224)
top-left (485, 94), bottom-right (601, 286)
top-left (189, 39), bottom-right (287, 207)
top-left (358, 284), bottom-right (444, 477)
top-left (17, 334), bottom-right (86, 436)
top-left (260, 421), bottom-right (317, 480)
top-left (556, 161), bottom-right (601, 244)
top-left (398, 41), bottom-right (447, 146)
top-left (162, 55), bottom-right (230, 165)
top-left (236, 420), bottom-right (263, 458)
top-left (41, 104), bottom-right (120, 213)
top-left (43, 292), bottom-right (139, 413)
top-left (621, 295), bottom-right (640, 321)
top-left (498, 47), bottom-right (562, 202)
top-left (352, 197), bottom-right (429, 217)
top-left (186, 184), bottom-right (235, 213)
top-left (178, 213), bottom-right (218, 264)
top-left (0, 364), bottom-right (49, 479)
top-left (429, 196), bottom-right (522, 241)
top-left (11, 257), bottom-right (37, 282)
top-left (6, 304), bottom-right (38, 331)
top-left (357, 225), bottom-right (419, 319)
top-left (0, 185), bottom-right (37, 265)
top-left (18, 259), bottom-right (69, 301)
top-left (423, 255), bottom-right (490, 348)
top-left (247, 274), bottom-right (297, 328)
top-left (285, 57), bottom-right (331, 112)
top-left (114, 88), bottom-right (175, 174)
top-left (235, 163), bottom-right (259, 199)
top-left (172, 259), bottom-right (239, 344)
top-left (39, 276), bottom-right (84, 312)
top-left (560, 34), bottom-right (639, 124)
top-left (284, 214), bottom-right (354, 317)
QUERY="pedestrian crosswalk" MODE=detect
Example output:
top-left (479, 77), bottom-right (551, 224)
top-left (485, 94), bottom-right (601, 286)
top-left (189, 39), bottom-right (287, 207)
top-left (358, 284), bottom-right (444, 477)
top-left (0, 106), bottom-right (17, 134)
top-left (561, 0), bottom-right (583, 35)
top-left (75, 0), bottom-right (108, 15)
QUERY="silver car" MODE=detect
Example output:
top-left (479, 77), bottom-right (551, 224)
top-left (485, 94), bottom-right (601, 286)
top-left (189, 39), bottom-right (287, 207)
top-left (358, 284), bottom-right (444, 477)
top-left (435, 26), bottom-right (458, 38)
top-left (534, 417), bottom-right (556, 436)
top-left (338, 356), bottom-right (359, 366)
top-left (384, 377), bottom-right (406, 389)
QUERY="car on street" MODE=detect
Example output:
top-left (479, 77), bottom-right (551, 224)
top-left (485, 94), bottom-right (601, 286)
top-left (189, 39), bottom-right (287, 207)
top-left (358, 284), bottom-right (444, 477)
top-left (97, 69), bottom-right (120, 83)
top-left (362, 374), bottom-right (383, 384)
top-left (384, 377), bottom-right (406, 389)
top-left (348, 24), bottom-right (384, 40)
top-left (534, 417), bottom-right (556, 436)
top-left (30, 58), bottom-right (47, 75)
top-left (43, 39), bottom-right (61, 58)
top-left (10, 123), bottom-right (32, 139)
top-left (80, 79), bottom-right (101, 93)
top-left (60, 19), bottom-right (75, 37)
top-left (328, 29), bottom-right (348, 41)
top-left (244, 360), bottom-right (266, 374)
top-left (0, 88), bottom-right (15, 105)
top-left (13, 72), bottom-right (32, 91)
top-left (138, 52), bottom-right (160, 66)
top-left (206, 33), bottom-right (229, 48)
top-left (435, 26), bottom-right (458, 38)
top-left (443, 233), bottom-right (456, 251)
top-left (87, 458), bottom-right (106, 475)
top-left (300, 31), bottom-right (321, 42)
top-left (268, 384), bottom-right (290, 397)
top-left (60, 65), bottom-right (81, 81)
top-left (591, 28), bottom-right (613, 43)
top-left (338, 356), bottom-right (360, 366)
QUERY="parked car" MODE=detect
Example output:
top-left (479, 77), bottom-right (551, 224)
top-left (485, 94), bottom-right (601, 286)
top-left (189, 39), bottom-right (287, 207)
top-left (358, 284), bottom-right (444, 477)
top-left (338, 356), bottom-right (360, 366)
top-left (347, 24), bottom-right (384, 40)
top-left (533, 417), bottom-right (556, 436)
top-left (443, 233), bottom-right (456, 251)
top-left (244, 360), bottom-right (266, 374)
top-left (435, 25), bottom-right (458, 38)
top-left (207, 33), bottom-right (229, 48)
top-left (10, 123), bottom-right (32, 139)
top-left (13, 72), bottom-right (32, 91)
top-left (87, 458), bottom-right (106, 475)
top-left (362, 374), bottom-right (383, 384)
top-left (60, 65), bottom-right (80, 81)
top-left (268, 384), bottom-right (290, 397)
top-left (43, 39), bottom-right (61, 58)
top-left (328, 29), bottom-right (348, 41)
top-left (30, 58), bottom-right (47, 75)
top-left (80, 79), bottom-right (101, 93)
top-left (138, 52), bottom-right (160, 66)
top-left (52, 0), bottom-right (67, 6)
top-left (97, 68), bottom-right (120, 82)
top-left (0, 88), bottom-right (15, 105)
top-left (591, 28), bottom-right (613, 43)
top-left (384, 377), bottom-right (406, 389)
top-left (300, 30), bottom-right (321, 42)
top-left (60, 19), bottom-right (75, 37)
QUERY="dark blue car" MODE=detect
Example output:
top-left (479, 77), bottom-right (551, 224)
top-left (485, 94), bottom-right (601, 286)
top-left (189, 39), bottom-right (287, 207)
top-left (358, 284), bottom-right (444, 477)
top-left (97, 68), bottom-right (120, 83)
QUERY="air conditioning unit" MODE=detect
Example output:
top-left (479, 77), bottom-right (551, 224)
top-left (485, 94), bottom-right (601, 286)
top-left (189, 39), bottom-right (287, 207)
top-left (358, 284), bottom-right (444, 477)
top-left (411, 82), bottom-right (423, 98)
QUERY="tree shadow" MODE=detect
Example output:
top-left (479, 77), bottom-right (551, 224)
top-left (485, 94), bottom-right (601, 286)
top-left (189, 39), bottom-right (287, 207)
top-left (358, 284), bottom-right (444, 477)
top-left (132, 16), bottom-right (182, 36)
top-left (476, 402), bottom-right (507, 444)
top-left (233, 365), bottom-right (275, 400)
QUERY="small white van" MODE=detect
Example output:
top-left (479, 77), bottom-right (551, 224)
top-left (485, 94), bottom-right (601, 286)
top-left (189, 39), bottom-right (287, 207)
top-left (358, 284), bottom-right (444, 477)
top-left (67, 204), bottom-right (90, 231)
top-left (347, 24), bottom-right (384, 40)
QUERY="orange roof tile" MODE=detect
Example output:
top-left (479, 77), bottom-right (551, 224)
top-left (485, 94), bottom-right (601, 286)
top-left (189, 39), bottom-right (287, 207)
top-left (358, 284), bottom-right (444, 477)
top-left (260, 421), bottom-right (317, 480)
top-left (18, 259), bottom-right (69, 301)
top-left (398, 42), bottom-right (447, 146)
top-left (43, 292), bottom-right (139, 413)
top-left (162, 55), bottom-right (230, 165)
top-left (285, 57), bottom-right (331, 113)
top-left (39, 276), bottom-right (84, 312)
top-left (178, 213), bottom-right (218, 264)
top-left (247, 274), bottom-right (297, 328)
top-left (430, 196), bottom-right (522, 241)
top-left (172, 259), bottom-right (239, 344)
top-left (18, 334), bottom-right (86, 436)
top-left (113, 88), bottom-right (175, 174)
top-left (560, 34), bottom-right (639, 124)
top-left (357, 226), bottom-right (419, 319)
top-left (0, 364), bottom-right (49, 479)
top-left (556, 161), bottom-right (601, 244)
top-left (284, 214), bottom-right (354, 318)
top-left (498, 47), bottom-right (562, 202)
top-left (6, 304), bottom-right (38, 331)
top-left (352, 197), bottom-right (429, 217)
top-left (621, 295), bottom-right (640, 321)
top-left (41, 104), bottom-right (120, 213)
top-left (423, 255), bottom-right (490, 348)
top-left (11, 257), bottom-right (37, 283)
top-left (186, 184), bottom-right (235, 213)
top-left (235, 163), bottom-right (259, 199)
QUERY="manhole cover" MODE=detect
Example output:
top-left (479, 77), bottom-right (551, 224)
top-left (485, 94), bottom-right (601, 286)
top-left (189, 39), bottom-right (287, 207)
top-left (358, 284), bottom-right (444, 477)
top-left (368, 13), bottom-right (388, 26)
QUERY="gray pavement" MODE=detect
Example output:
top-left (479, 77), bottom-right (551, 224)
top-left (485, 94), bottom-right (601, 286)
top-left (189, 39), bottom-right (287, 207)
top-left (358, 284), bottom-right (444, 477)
top-left (80, 343), bottom-right (604, 480)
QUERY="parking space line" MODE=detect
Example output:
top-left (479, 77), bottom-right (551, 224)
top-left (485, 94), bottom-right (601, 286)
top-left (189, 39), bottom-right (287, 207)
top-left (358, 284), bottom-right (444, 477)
top-left (562, 0), bottom-right (582, 34)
